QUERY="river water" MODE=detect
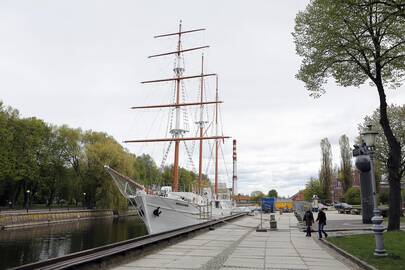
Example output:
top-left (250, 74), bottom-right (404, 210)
top-left (0, 216), bottom-right (147, 269)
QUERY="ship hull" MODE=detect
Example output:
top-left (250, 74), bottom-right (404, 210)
top-left (134, 194), bottom-right (206, 235)
top-left (133, 194), bottom-right (246, 234)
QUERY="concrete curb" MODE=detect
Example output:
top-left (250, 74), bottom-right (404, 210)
top-left (2, 215), bottom-right (119, 230)
top-left (300, 228), bottom-right (374, 232)
top-left (319, 238), bottom-right (378, 270)
top-left (0, 210), bottom-right (138, 230)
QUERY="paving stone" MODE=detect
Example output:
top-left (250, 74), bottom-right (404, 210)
top-left (205, 240), bottom-right (235, 247)
top-left (168, 245), bottom-right (224, 251)
top-left (224, 257), bottom-right (264, 268)
top-left (239, 241), bottom-right (266, 248)
top-left (124, 258), bottom-right (174, 268)
top-left (302, 257), bottom-right (336, 263)
top-left (219, 267), bottom-right (252, 270)
top-left (304, 260), bottom-right (347, 267)
top-left (179, 239), bottom-right (211, 246)
top-left (309, 266), bottom-right (349, 270)
top-left (266, 245), bottom-right (296, 250)
top-left (233, 247), bottom-right (265, 254)
top-left (229, 253), bottom-right (264, 259)
top-left (297, 250), bottom-right (332, 259)
top-left (265, 256), bottom-right (304, 265)
top-left (265, 249), bottom-right (299, 257)
top-left (114, 267), bottom-right (161, 270)
top-left (164, 256), bottom-right (212, 269)
top-left (187, 248), bottom-right (224, 256)
top-left (155, 249), bottom-right (189, 256)
top-left (111, 213), bottom-right (353, 270)
top-left (265, 263), bottom-right (308, 269)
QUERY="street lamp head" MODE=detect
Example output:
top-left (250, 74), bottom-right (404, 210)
top-left (26, 190), bottom-right (30, 193)
top-left (361, 124), bottom-right (378, 147)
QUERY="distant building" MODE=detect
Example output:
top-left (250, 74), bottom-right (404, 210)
top-left (217, 182), bottom-right (231, 200)
top-left (291, 190), bottom-right (305, 201)
top-left (331, 170), bottom-right (361, 203)
top-left (353, 170), bottom-right (361, 187)
top-left (331, 177), bottom-right (343, 203)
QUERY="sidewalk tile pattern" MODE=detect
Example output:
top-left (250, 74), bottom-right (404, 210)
top-left (113, 213), bottom-right (352, 270)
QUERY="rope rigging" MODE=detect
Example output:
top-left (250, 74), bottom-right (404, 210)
top-left (183, 140), bottom-right (196, 172)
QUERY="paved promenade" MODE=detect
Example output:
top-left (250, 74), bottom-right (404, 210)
top-left (113, 213), bottom-right (357, 270)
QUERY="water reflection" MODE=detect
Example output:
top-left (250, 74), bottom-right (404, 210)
top-left (0, 216), bottom-right (147, 269)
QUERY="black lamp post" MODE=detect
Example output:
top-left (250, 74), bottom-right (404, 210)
top-left (26, 190), bottom-right (31, 213)
top-left (83, 192), bottom-right (86, 209)
top-left (358, 124), bottom-right (387, 256)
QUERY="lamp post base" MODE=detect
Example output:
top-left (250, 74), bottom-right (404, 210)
top-left (374, 250), bottom-right (388, 257)
top-left (372, 213), bottom-right (387, 257)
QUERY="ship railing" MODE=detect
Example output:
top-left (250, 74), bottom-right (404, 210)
top-left (197, 201), bottom-right (212, 220)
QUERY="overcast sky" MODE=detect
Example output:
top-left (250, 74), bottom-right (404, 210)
top-left (1, 1), bottom-right (404, 197)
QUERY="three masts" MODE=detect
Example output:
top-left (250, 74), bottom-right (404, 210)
top-left (104, 22), bottom-right (245, 235)
top-left (126, 21), bottom-right (229, 196)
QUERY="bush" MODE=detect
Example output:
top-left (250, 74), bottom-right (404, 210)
top-left (379, 191), bottom-right (389, 205)
top-left (344, 187), bottom-right (361, 205)
top-left (303, 178), bottom-right (323, 201)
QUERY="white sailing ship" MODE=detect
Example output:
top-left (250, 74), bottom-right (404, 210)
top-left (106, 22), bottom-right (244, 235)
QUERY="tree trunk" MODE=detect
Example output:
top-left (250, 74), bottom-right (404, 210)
top-left (376, 82), bottom-right (402, 231)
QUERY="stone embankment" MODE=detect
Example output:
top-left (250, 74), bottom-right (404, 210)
top-left (0, 209), bottom-right (136, 230)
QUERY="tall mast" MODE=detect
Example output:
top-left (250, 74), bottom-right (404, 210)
top-left (198, 54), bottom-right (204, 194)
top-left (172, 21), bottom-right (183, 192)
top-left (126, 23), bottom-right (230, 193)
top-left (214, 76), bottom-right (219, 199)
top-left (232, 139), bottom-right (237, 197)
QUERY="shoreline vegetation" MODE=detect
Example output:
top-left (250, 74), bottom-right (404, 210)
top-left (0, 102), bottom-right (208, 212)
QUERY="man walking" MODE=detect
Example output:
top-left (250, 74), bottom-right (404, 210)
top-left (316, 209), bottom-right (328, 239)
top-left (303, 210), bottom-right (314, 237)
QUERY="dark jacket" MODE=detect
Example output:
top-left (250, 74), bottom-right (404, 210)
top-left (303, 210), bottom-right (314, 226)
top-left (316, 210), bottom-right (327, 224)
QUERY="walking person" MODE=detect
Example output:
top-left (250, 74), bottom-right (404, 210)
top-left (303, 209), bottom-right (314, 237)
top-left (316, 209), bottom-right (328, 239)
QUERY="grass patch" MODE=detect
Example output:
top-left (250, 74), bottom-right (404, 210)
top-left (383, 216), bottom-right (405, 223)
top-left (328, 231), bottom-right (405, 270)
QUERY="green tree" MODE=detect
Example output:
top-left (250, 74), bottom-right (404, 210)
top-left (37, 125), bottom-right (69, 206)
top-left (57, 125), bottom-right (83, 177)
top-left (344, 187), bottom-right (361, 205)
top-left (379, 190), bottom-right (390, 205)
top-left (136, 154), bottom-right (160, 187)
top-left (82, 131), bottom-right (133, 211)
top-left (359, 105), bottom-right (405, 183)
top-left (267, 189), bottom-right (278, 198)
top-left (294, 0), bottom-right (404, 230)
top-left (339, 135), bottom-right (353, 193)
top-left (303, 177), bottom-right (323, 201)
top-left (0, 101), bottom-right (203, 210)
top-left (319, 138), bottom-right (333, 200)
top-left (251, 191), bottom-right (265, 202)
top-left (13, 117), bottom-right (51, 206)
top-left (0, 103), bottom-right (19, 205)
